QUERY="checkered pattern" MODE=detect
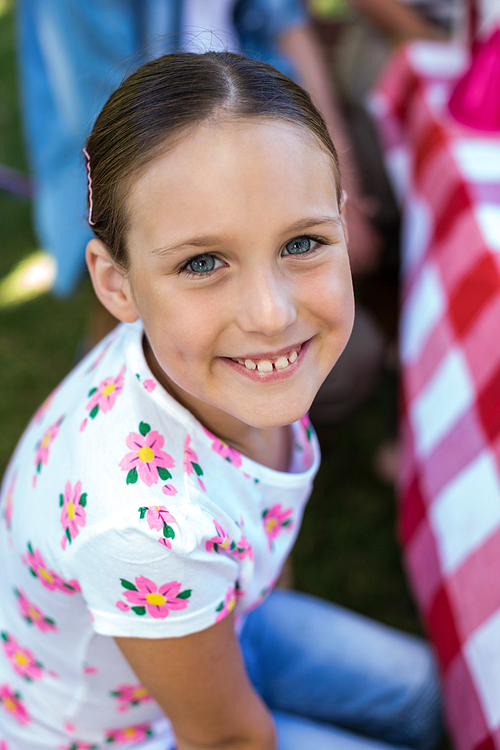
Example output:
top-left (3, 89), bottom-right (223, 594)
top-left (371, 42), bottom-right (500, 750)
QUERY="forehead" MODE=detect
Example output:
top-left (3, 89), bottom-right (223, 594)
top-left (125, 117), bottom-right (340, 249)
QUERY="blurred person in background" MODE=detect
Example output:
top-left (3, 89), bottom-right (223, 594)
top-left (331, 0), bottom-right (462, 224)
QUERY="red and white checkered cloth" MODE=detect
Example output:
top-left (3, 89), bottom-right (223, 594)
top-left (371, 41), bottom-right (500, 750)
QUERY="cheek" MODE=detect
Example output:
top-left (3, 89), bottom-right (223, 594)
top-left (148, 296), bottom-right (223, 367)
top-left (302, 261), bottom-right (354, 329)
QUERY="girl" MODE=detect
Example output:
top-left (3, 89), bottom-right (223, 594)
top-left (0, 52), bottom-right (440, 750)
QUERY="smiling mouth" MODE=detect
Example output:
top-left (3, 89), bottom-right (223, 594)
top-left (229, 344), bottom-right (302, 373)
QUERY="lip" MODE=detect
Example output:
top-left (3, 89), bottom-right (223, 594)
top-left (219, 338), bottom-right (311, 382)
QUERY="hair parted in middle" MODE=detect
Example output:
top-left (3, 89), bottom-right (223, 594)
top-left (85, 50), bottom-right (342, 269)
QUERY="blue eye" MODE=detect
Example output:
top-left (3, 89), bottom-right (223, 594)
top-left (187, 255), bottom-right (217, 274)
top-left (284, 237), bottom-right (312, 255)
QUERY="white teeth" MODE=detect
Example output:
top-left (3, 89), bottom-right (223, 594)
top-left (236, 347), bottom-right (300, 372)
top-left (257, 360), bottom-right (273, 373)
top-left (274, 356), bottom-right (289, 370)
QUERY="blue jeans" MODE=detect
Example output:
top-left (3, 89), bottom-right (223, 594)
top-left (239, 589), bottom-right (442, 750)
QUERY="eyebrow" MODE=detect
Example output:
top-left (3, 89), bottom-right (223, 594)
top-left (151, 215), bottom-right (343, 257)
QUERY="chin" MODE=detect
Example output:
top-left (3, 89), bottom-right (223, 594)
top-left (236, 398), bottom-right (315, 430)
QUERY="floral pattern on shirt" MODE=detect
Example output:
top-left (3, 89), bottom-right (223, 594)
top-left (262, 504), bottom-right (293, 549)
top-left (116, 576), bottom-right (191, 618)
top-left (138, 505), bottom-right (176, 549)
top-left (33, 415), bottom-right (64, 485)
top-left (22, 543), bottom-right (81, 594)
top-left (215, 581), bottom-right (243, 623)
top-left (120, 422), bottom-right (175, 488)
top-left (296, 413), bottom-right (314, 467)
top-left (183, 435), bottom-right (206, 491)
top-left (201, 426), bottom-right (242, 468)
top-left (206, 521), bottom-right (253, 561)
top-left (0, 684), bottom-right (30, 725)
top-left (135, 372), bottom-right (157, 393)
top-left (60, 480), bottom-right (87, 549)
top-left (2, 472), bottom-right (15, 532)
top-left (62, 742), bottom-right (97, 750)
top-left (81, 365), bottom-right (125, 431)
top-left (110, 683), bottom-right (153, 713)
top-left (32, 385), bottom-right (60, 425)
top-left (14, 588), bottom-right (57, 632)
top-left (1, 633), bottom-right (43, 682)
top-left (105, 723), bottom-right (153, 743)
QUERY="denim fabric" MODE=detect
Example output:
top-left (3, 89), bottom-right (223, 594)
top-left (16, 0), bottom-right (306, 296)
top-left (239, 589), bottom-right (443, 750)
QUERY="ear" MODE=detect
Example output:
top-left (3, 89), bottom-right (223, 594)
top-left (86, 239), bottom-right (139, 323)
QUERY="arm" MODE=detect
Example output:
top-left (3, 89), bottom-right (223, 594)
top-left (278, 22), bottom-right (380, 274)
top-left (115, 613), bottom-right (276, 750)
top-left (350, 0), bottom-right (446, 42)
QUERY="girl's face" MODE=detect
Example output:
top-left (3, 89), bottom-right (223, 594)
top-left (122, 117), bottom-right (354, 436)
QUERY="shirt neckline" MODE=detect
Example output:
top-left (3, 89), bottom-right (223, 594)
top-left (123, 321), bottom-right (321, 486)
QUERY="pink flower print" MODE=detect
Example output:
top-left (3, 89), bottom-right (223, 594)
top-left (183, 435), bottom-right (206, 491)
top-left (143, 379), bottom-right (156, 392)
top-left (215, 582), bottom-right (244, 623)
top-left (14, 588), bottom-right (57, 632)
top-left (120, 422), bottom-right (175, 487)
top-left (0, 741), bottom-right (8, 750)
top-left (105, 723), bottom-right (153, 744)
top-left (2, 473), bottom-right (15, 532)
top-left (32, 385), bottom-right (60, 425)
top-left (299, 413), bottom-right (313, 441)
top-left (262, 504), bottom-right (294, 549)
top-left (1, 633), bottom-right (43, 681)
top-left (0, 684), bottom-right (30, 725)
top-left (296, 413), bottom-right (314, 466)
top-left (63, 743), bottom-right (98, 750)
top-left (138, 505), bottom-right (176, 548)
top-left (206, 521), bottom-right (232, 553)
top-left (162, 483), bottom-right (178, 496)
top-left (23, 543), bottom-right (80, 594)
top-left (233, 533), bottom-right (253, 561)
top-left (201, 425), bottom-right (242, 467)
top-left (111, 683), bottom-right (153, 713)
top-left (60, 481), bottom-right (87, 548)
top-left (86, 365), bottom-right (125, 420)
top-left (34, 415), bottom-right (64, 479)
top-left (118, 576), bottom-right (191, 618)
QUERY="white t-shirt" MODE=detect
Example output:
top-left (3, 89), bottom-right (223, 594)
top-left (0, 321), bottom-right (319, 750)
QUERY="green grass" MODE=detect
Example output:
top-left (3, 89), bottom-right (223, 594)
top-left (0, 1), bottom-right (420, 636)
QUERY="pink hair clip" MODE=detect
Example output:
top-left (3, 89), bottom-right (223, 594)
top-left (83, 148), bottom-right (96, 226)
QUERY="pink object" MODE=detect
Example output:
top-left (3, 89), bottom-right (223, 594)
top-left (119, 575), bottom-right (190, 619)
top-left (83, 148), bottom-right (96, 226)
top-left (449, 29), bottom-right (500, 131)
top-left (372, 41), bottom-right (500, 750)
top-left (119, 426), bottom-right (175, 487)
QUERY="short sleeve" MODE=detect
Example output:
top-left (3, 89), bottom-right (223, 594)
top-left (61, 498), bottom-right (239, 638)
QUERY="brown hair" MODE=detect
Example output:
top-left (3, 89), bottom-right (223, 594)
top-left (85, 51), bottom-right (341, 269)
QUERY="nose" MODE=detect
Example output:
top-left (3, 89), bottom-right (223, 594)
top-left (235, 267), bottom-right (297, 337)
